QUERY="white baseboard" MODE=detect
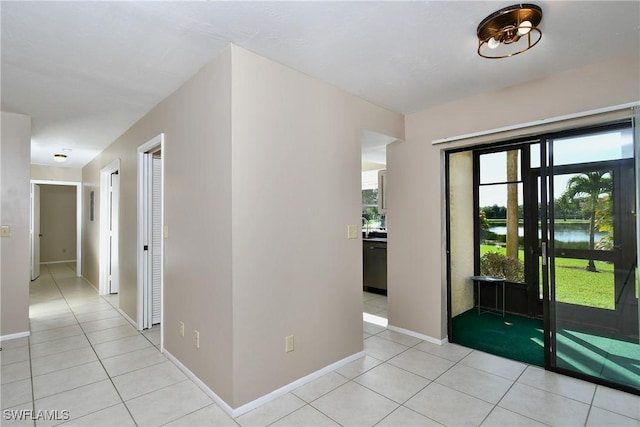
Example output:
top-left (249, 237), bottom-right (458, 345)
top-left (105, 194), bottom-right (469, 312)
top-left (1, 331), bottom-right (30, 342)
top-left (387, 324), bottom-right (448, 345)
top-left (165, 349), bottom-right (365, 419)
top-left (82, 277), bottom-right (99, 293)
top-left (118, 309), bottom-right (140, 331)
top-left (41, 260), bottom-right (77, 265)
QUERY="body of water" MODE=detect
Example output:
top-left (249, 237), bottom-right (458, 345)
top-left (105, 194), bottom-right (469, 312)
top-left (489, 223), bottom-right (607, 243)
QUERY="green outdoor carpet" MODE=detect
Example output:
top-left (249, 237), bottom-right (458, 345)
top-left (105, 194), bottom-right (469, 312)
top-left (452, 309), bottom-right (640, 391)
top-left (452, 309), bottom-right (545, 366)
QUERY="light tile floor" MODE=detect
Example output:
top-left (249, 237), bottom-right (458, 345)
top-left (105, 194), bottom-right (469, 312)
top-left (363, 292), bottom-right (387, 320)
top-left (1, 264), bottom-right (639, 426)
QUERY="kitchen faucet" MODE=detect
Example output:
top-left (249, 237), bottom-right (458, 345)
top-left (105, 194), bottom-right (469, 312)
top-left (362, 217), bottom-right (370, 238)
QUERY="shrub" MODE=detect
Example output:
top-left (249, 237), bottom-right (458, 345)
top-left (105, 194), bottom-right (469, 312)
top-left (480, 251), bottom-right (525, 283)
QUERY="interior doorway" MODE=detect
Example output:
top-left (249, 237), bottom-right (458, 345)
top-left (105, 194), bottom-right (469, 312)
top-left (361, 130), bottom-right (395, 327)
top-left (137, 134), bottom-right (164, 337)
top-left (30, 180), bottom-right (82, 281)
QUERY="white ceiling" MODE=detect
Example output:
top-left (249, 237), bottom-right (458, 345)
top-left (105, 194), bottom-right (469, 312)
top-left (2, 1), bottom-right (639, 168)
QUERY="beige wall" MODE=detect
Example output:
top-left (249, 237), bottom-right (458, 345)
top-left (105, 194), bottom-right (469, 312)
top-left (81, 44), bottom-right (403, 409)
top-left (1, 111), bottom-right (31, 337)
top-left (83, 47), bottom-right (235, 402)
top-left (39, 185), bottom-right (77, 263)
top-left (387, 52), bottom-right (640, 340)
top-left (230, 46), bottom-right (403, 406)
top-left (448, 151), bottom-right (474, 317)
top-left (77, 35), bottom-right (640, 408)
top-left (31, 165), bottom-right (82, 182)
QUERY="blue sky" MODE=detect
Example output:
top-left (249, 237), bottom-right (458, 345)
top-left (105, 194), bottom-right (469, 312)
top-left (479, 128), bottom-right (633, 207)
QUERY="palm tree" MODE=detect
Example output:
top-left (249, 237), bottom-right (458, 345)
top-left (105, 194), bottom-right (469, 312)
top-left (563, 171), bottom-right (613, 272)
top-left (506, 150), bottom-right (519, 259)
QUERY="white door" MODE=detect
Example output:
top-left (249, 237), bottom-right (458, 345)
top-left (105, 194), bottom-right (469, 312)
top-left (109, 171), bottom-right (120, 294)
top-left (137, 134), bottom-right (164, 333)
top-left (31, 183), bottom-right (41, 280)
top-left (151, 155), bottom-right (162, 324)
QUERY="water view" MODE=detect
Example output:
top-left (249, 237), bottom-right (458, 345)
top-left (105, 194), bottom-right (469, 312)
top-left (488, 222), bottom-right (608, 243)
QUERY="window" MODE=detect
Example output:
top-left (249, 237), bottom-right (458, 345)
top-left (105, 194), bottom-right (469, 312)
top-left (478, 149), bottom-right (525, 284)
top-left (362, 170), bottom-right (385, 231)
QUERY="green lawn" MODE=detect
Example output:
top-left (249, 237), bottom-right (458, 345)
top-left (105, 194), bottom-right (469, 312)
top-left (480, 245), bottom-right (615, 310)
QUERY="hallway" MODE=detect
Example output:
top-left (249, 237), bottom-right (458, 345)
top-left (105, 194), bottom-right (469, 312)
top-left (1, 264), bottom-right (639, 426)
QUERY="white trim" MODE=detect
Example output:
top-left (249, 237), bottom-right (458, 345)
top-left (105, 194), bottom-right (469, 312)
top-left (41, 259), bottom-right (77, 265)
top-left (118, 308), bottom-right (140, 331)
top-left (432, 102), bottom-right (640, 145)
top-left (84, 277), bottom-right (99, 294)
top-left (0, 331), bottom-right (30, 341)
top-left (387, 324), bottom-right (448, 345)
top-left (136, 134), bottom-right (164, 349)
top-left (30, 182), bottom-right (40, 280)
top-left (99, 159), bottom-right (120, 295)
top-left (165, 350), bottom-right (365, 418)
top-left (30, 179), bottom-right (82, 277)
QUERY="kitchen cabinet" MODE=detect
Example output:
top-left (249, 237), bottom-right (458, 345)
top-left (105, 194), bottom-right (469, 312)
top-left (363, 239), bottom-right (387, 293)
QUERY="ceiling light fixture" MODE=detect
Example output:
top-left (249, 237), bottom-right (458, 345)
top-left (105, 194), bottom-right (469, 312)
top-left (477, 3), bottom-right (542, 59)
top-left (53, 153), bottom-right (68, 163)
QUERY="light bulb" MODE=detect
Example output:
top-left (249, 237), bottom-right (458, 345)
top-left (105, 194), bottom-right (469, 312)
top-left (487, 37), bottom-right (500, 49)
top-left (517, 20), bottom-right (532, 36)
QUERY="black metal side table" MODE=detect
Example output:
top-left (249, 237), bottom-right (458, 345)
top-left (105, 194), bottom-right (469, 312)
top-left (469, 275), bottom-right (506, 317)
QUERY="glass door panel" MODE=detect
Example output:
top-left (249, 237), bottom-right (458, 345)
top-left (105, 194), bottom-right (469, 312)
top-left (544, 126), bottom-right (639, 392)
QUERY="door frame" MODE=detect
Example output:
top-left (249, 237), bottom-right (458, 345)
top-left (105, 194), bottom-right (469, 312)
top-left (99, 159), bottom-right (120, 295)
top-left (137, 134), bottom-right (164, 346)
top-left (446, 119), bottom-right (639, 394)
top-left (31, 180), bottom-right (83, 278)
top-left (539, 125), bottom-right (638, 381)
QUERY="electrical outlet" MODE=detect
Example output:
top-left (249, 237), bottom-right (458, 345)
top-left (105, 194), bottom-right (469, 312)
top-left (0, 226), bottom-right (11, 237)
top-left (179, 321), bottom-right (184, 337)
top-left (285, 335), bottom-right (294, 352)
top-left (194, 330), bottom-right (200, 348)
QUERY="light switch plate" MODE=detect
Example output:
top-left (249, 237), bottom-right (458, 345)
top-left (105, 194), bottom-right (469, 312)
top-left (0, 225), bottom-right (11, 237)
top-left (285, 335), bottom-right (294, 352)
top-left (347, 225), bottom-right (358, 239)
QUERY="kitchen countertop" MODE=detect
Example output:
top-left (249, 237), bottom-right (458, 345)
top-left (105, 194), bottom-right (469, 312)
top-left (363, 237), bottom-right (387, 243)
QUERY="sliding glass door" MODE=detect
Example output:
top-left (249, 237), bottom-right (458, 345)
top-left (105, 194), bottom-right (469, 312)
top-left (447, 119), bottom-right (640, 394)
top-left (541, 124), bottom-right (639, 391)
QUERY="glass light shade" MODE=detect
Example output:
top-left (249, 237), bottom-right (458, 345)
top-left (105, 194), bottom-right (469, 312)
top-left (517, 20), bottom-right (532, 35)
top-left (53, 154), bottom-right (67, 162)
top-left (487, 37), bottom-right (500, 49)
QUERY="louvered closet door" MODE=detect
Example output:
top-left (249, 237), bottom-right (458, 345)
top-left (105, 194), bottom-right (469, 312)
top-left (151, 156), bottom-right (162, 325)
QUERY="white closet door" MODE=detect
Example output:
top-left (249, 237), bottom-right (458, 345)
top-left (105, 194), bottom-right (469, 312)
top-left (151, 156), bottom-right (162, 325)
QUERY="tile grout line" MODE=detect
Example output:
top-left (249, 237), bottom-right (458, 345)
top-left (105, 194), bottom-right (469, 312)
top-left (583, 384), bottom-right (599, 427)
top-left (42, 263), bottom-right (140, 427)
top-left (481, 362), bottom-right (533, 427)
top-left (327, 330), bottom-right (446, 425)
top-left (363, 327), bottom-right (528, 426)
top-left (26, 267), bottom-right (48, 427)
